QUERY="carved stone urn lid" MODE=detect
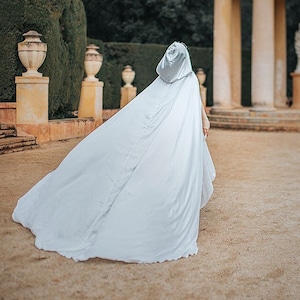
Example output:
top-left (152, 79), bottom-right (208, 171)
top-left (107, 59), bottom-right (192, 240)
top-left (18, 30), bottom-right (47, 52)
top-left (85, 44), bottom-right (103, 61)
top-left (23, 30), bottom-right (42, 37)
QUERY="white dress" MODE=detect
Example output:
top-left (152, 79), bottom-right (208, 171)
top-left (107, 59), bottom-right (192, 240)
top-left (12, 42), bottom-right (216, 263)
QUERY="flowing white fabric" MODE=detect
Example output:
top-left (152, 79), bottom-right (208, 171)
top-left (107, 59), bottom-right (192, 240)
top-left (12, 42), bottom-right (216, 263)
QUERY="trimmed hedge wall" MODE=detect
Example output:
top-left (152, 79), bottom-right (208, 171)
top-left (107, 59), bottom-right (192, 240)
top-left (0, 0), bottom-right (86, 119)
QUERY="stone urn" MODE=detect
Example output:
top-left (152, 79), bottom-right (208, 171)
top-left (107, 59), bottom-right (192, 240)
top-left (122, 65), bottom-right (135, 87)
top-left (84, 44), bottom-right (103, 81)
top-left (18, 30), bottom-right (47, 77)
top-left (196, 68), bottom-right (206, 86)
top-left (196, 68), bottom-right (207, 107)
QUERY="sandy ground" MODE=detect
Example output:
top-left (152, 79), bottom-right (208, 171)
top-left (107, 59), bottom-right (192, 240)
top-left (0, 129), bottom-right (299, 300)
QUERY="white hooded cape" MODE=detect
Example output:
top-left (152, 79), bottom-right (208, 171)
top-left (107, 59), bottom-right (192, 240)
top-left (12, 42), bottom-right (215, 263)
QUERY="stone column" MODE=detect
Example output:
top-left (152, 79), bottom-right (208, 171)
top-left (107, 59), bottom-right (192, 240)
top-left (251, 0), bottom-right (275, 111)
top-left (231, 0), bottom-right (242, 107)
top-left (275, 0), bottom-right (287, 108)
top-left (213, 0), bottom-right (233, 109)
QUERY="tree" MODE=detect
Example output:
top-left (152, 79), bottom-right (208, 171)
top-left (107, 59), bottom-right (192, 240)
top-left (81, 0), bottom-right (214, 47)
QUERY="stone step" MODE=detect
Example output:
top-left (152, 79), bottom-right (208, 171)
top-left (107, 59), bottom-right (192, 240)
top-left (207, 108), bottom-right (300, 132)
top-left (209, 120), bottom-right (300, 132)
top-left (0, 124), bottom-right (17, 138)
top-left (209, 108), bottom-right (300, 118)
top-left (0, 136), bottom-right (38, 155)
top-left (208, 114), bottom-right (300, 125)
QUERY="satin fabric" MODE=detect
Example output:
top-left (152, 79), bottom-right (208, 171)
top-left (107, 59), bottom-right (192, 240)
top-left (12, 42), bottom-right (215, 263)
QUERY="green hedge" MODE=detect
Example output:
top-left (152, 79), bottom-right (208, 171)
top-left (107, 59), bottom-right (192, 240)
top-left (0, 1), bottom-right (25, 103)
top-left (0, 0), bottom-right (86, 119)
top-left (88, 40), bottom-right (215, 108)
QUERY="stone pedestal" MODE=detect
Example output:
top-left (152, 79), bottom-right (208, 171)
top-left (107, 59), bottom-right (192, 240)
top-left (15, 76), bottom-right (49, 124)
top-left (15, 76), bottom-right (49, 143)
top-left (78, 81), bottom-right (104, 121)
top-left (120, 86), bottom-right (137, 108)
top-left (290, 73), bottom-right (300, 109)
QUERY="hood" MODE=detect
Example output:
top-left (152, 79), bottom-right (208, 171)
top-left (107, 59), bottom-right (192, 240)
top-left (156, 41), bottom-right (193, 83)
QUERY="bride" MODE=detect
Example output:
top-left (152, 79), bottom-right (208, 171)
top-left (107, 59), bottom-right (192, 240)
top-left (12, 41), bottom-right (215, 263)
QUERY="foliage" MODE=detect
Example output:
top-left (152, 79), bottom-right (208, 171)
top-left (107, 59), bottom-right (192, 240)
top-left (0, 0), bottom-right (87, 119)
top-left (82, 0), bottom-right (213, 48)
top-left (0, 1), bottom-right (25, 103)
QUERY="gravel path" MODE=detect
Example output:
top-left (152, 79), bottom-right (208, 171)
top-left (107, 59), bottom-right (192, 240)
top-left (0, 129), bottom-right (299, 299)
